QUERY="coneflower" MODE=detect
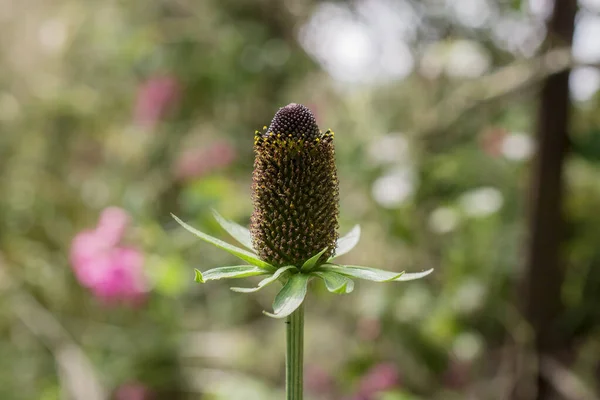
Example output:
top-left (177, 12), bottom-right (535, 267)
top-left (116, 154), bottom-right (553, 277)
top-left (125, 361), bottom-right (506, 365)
top-left (172, 103), bottom-right (433, 400)
top-left (251, 103), bottom-right (339, 267)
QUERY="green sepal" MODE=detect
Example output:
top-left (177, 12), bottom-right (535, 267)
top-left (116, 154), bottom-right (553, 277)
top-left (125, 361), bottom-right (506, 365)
top-left (312, 271), bottom-right (354, 294)
top-left (211, 209), bottom-right (254, 251)
top-left (171, 214), bottom-right (274, 271)
top-left (300, 247), bottom-right (329, 272)
top-left (330, 225), bottom-right (361, 260)
top-left (230, 265), bottom-right (296, 293)
top-left (263, 273), bottom-right (310, 319)
top-left (195, 265), bottom-right (269, 283)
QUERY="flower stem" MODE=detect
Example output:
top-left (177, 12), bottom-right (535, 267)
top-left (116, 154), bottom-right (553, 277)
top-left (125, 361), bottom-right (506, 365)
top-left (286, 304), bottom-right (304, 400)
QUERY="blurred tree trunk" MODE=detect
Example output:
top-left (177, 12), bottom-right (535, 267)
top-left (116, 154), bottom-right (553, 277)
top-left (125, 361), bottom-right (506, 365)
top-left (519, 0), bottom-right (577, 399)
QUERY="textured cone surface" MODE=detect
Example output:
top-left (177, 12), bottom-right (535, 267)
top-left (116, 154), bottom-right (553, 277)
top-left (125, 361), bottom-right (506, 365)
top-left (251, 104), bottom-right (339, 267)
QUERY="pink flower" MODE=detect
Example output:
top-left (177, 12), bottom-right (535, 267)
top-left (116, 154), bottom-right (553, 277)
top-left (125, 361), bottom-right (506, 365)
top-left (113, 382), bottom-right (154, 400)
top-left (134, 76), bottom-right (180, 128)
top-left (70, 207), bottom-right (147, 305)
top-left (356, 363), bottom-right (401, 399)
top-left (173, 140), bottom-right (237, 181)
top-left (305, 364), bottom-right (336, 396)
top-left (479, 127), bottom-right (508, 158)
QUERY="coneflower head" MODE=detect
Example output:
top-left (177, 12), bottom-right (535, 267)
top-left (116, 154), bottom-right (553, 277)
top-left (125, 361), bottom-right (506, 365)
top-left (250, 103), bottom-right (339, 267)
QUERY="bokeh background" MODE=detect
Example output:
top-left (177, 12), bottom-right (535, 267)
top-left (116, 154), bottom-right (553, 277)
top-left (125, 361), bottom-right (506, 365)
top-left (2, 0), bottom-right (600, 399)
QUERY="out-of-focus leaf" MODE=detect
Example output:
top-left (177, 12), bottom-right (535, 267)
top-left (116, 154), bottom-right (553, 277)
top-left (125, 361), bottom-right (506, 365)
top-left (149, 256), bottom-right (188, 296)
top-left (572, 130), bottom-right (600, 163)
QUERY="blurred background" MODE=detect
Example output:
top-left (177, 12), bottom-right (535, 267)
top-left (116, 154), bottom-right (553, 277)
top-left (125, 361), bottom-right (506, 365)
top-left (1, 0), bottom-right (600, 399)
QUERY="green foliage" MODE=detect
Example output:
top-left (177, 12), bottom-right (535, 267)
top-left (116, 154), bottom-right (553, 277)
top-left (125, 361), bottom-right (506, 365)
top-left (230, 265), bottom-right (296, 293)
top-left (194, 265), bottom-right (270, 283)
top-left (172, 214), bottom-right (274, 271)
top-left (331, 225), bottom-right (361, 260)
top-left (212, 209), bottom-right (255, 251)
top-left (300, 247), bottom-right (329, 272)
top-left (264, 274), bottom-right (311, 319)
top-left (313, 271), bottom-right (355, 294)
top-left (3, 1), bottom-right (600, 398)
top-left (181, 210), bottom-right (431, 319)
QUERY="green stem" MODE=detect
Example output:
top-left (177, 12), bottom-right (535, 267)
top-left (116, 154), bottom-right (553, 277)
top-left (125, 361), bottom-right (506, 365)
top-left (286, 304), bottom-right (304, 400)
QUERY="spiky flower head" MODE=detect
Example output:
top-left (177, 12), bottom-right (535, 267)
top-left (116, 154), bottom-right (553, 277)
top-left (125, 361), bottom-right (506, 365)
top-left (250, 103), bottom-right (339, 267)
top-left (172, 103), bottom-right (433, 319)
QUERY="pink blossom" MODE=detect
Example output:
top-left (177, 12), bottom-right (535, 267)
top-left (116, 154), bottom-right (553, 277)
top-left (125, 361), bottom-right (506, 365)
top-left (173, 140), bottom-right (237, 181)
top-left (479, 127), bottom-right (508, 158)
top-left (356, 362), bottom-right (401, 399)
top-left (134, 76), bottom-right (180, 128)
top-left (113, 382), bottom-right (154, 400)
top-left (305, 364), bottom-right (336, 396)
top-left (70, 207), bottom-right (147, 305)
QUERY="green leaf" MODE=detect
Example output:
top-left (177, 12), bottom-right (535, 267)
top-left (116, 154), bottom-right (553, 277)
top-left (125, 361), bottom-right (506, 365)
top-left (230, 265), bottom-right (297, 293)
top-left (331, 225), bottom-right (361, 260)
top-left (321, 264), bottom-right (434, 283)
top-left (313, 271), bottom-right (354, 294)
top-left (394, 269), bottom-right (434, 281)
top-left (263, 274), bottom-right (310, 319)
top-left (171, 214), bottom-right (274, 271)
top-left (148, 256), bottom-right (189, 296)
top-left (300, 247), bottom-right (329, 271)
top-left (196, 265), bottom-right (269, 284)
top-left (194, 269), bottom-right (204, 283)
top-left (211, 209), bottom-right (254, 251)
top-left (320, 264), bottom-right (405, 282)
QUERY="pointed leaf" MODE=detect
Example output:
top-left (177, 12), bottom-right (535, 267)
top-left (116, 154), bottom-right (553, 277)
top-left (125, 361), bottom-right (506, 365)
top-left (300, 247), bottom-right (329, 272)
top-left (394, 268), bottom-right (434, 281)
top-left (331, 225), bottom-right (361, 260)
top-left (230, 265), bottom-right (296, 293)
top-left (320, 264), bottom-right (405, 282)
top-left (198, 265), bottom-right (268, 283)
top-left (211, 209), bottom-right (254, 251)
top-left (171, 214), bottom-right (274, 271)
top-left (194, 269), bottom-right (204, 283)
top-left (313, 271), bottom-right (354, 294)
top-left (263, 274), bottom-right (310, 319)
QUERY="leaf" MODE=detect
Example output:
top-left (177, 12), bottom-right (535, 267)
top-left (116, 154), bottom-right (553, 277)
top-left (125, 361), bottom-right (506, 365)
top-left (211, 209), bottom-right (254, 251)
top-left (230, 265), bottom-right (296, 293)
top-left (196, 265), bottom-right (269, 284)
top-left (331, 225), bottom-right (361, 260)
top-left (300, 247), bottom-right (329, 272)
top-left (147, 256), bottom-right (188, 296)
top-left (394, 269), bottom-right (434, 281)
top-left (320, 264), bottom-right (405, 282)
top-left (171, 214), bottom-right (274, 271)
top-left (194, 269), bottom-right (204, 283)
top-left (263, 274), bottom-right (310, 319)
top-left (313, 271), bottom-right (354, 294)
